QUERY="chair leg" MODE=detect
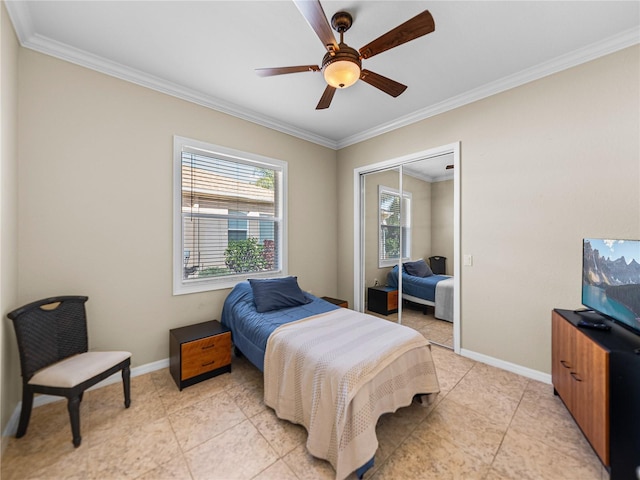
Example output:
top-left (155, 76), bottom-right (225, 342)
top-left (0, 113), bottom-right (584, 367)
top-left (67, 396), bottom-right (82, 447)
top-left (122, 365), bottom-right (131, 408)
top-left (16, 384), bottom-right (34, 438)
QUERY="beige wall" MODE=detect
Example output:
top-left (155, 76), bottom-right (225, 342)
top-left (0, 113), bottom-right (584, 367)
top-left (15, 49), bottom-right (338, 377)
top-left (431, 179), bottom-right (454, 275)
top-left (363, 169), bottom-right (397, 291)
top-left (1, 2), bottom-right (20, 442)
top-left (337, 45), bottom-right (640, 374)
top-left (406, 174), bottom-right (432, 265)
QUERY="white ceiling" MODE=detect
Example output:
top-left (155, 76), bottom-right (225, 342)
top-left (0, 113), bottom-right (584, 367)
top-left (403, 153), bottom-right (454, 182)
top-left (6, 1), bottom-right (640, 149)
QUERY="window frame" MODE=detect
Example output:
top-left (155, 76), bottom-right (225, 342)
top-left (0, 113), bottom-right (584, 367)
top-left (378, 185), bottom-right (412, 268)
top-left (173, 136), bottom-right (288, 295)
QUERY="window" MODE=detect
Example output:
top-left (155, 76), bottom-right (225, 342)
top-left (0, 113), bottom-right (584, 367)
top-left (379, 185), bottom-right (411, 267)
top-left (173, 136), bottom-right (287, 294)
top-left (228, 211), bottom-right (248, 242)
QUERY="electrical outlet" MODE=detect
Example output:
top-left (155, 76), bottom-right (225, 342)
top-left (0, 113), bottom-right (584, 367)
top-left (374, 278), bottom-right (379, 286)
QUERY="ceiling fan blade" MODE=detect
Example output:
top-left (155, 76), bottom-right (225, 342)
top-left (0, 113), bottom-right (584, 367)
top-left (255, 65), bottom-right (320, 77)
top-left (359, 10), bottom-right (435, 59)
top-left (360, 70), bottom-right (407, 97)
top-left (316, 85), bottom-right (336, 110)
top-left (293, 0), bottom-right (339, 53)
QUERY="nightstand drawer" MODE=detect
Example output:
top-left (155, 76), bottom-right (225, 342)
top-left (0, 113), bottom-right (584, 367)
top-left (169, 320), bottom-right (232, 390)
top-left (387, 290), bottom-right (398, 310)
top-left (181, 332), bottom-right (231, 380)
top-left (367, 287), bottom-right (399, 315)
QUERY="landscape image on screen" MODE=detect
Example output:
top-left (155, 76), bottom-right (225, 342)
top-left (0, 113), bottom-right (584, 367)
top-left (582, 238), bottom-right (640, 333)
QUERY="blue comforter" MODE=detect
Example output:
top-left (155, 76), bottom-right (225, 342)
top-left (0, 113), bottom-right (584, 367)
top-left (221, 281), bottom-right (338, 371)
top-left (387, 265), bottom-right (449, 302)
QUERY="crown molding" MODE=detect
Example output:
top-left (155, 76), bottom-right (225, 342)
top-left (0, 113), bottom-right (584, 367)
top-left (336, 26), bottom-right (640, 149)
top-left (24, 33), bottom-right (339, 149)
top-left (6, 1), bottom-right (638, 151)
top-left (4, 0), bottom-right (34, 44)
top-left (4, 1), bottom-right (338, 150)
top-left (403, 169), bottom-right (453, 183)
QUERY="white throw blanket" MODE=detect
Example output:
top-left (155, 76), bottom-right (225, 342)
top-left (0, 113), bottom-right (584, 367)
top-left (264, 308), bottom-right (440, 479)
top-left (435, 277), bottom-right (454, 322)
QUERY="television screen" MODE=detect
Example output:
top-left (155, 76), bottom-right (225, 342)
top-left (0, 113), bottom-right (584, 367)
top-left (582, 238), bottom-right (640, 334)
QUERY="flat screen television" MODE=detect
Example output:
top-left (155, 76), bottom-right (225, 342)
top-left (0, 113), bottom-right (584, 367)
top-left (582, 238), bottom-right (640, 335)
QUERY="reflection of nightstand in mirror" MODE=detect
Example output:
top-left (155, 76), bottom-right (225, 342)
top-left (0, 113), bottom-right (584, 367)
top-left (321, 296), bottom-right (348, 308)
top-left (367, 287), bottom-right (398, 315)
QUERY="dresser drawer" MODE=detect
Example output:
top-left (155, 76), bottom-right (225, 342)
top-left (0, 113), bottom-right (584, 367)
top-left (181, 332), bottom-right (231, 380)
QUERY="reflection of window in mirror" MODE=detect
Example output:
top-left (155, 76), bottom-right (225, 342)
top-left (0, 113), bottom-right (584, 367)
top-left (379, 185), bottom-right (411, 268)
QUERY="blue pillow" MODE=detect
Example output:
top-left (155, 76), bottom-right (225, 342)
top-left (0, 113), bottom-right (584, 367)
top-left (248, 276), bottom-right (311, 313)
top-left (403, 259), bottom-right (433, 277)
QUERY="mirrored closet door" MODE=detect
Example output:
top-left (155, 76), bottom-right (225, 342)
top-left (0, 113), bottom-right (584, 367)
top-left (360, 156), bottom-right (455, 349)
top-left (362, 166), bottom-right (404, 325)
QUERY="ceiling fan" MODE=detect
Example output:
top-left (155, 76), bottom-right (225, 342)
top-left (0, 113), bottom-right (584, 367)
top-left (255, 0), bottom-right (435, 110)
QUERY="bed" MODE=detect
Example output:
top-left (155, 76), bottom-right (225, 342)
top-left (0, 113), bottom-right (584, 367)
top-left (387, 262), bottom-right (454, 322)
top-left (221, 278), bottom-right (440, 480)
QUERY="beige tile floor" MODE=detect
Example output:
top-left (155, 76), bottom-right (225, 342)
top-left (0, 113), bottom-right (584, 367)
top-left (1, 341), bottom-right (608, 480)
top-left (368, 303), bottom-right (454, 349)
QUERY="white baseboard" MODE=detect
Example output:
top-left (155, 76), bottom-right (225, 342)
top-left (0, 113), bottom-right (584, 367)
top-left (1, 357), bottom-right (170, 445)
top-left (459, 348), bottom-right (552, 384)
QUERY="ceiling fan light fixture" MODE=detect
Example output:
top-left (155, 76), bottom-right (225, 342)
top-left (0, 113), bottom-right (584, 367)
top-left (323, 58), bottom-right (361, 88)
top-left (322, 44), bottom-right (362, 89)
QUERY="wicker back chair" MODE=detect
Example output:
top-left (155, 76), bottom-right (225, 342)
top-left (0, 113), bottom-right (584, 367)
top-left (7, 296), bottom-right (131, 447)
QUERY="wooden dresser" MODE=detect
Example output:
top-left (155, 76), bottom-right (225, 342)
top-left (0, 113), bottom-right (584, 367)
top-left (169, 320), bottom-right (232, 390)
top-left (551, 309), bottom-right (640, 479)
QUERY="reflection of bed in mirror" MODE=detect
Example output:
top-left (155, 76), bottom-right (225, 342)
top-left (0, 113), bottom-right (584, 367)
top-left (387, 262), bottom-right (454, 322)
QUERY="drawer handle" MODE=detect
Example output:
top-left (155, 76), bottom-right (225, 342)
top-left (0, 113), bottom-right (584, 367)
top-left (570, 372), bottom-right (582, 382)
top-left (202, 344), bottom-right (215, 350)
top-left (560, 360), bottom-right (571, 369)
top-left (202, 360), bottom-right (216, 367)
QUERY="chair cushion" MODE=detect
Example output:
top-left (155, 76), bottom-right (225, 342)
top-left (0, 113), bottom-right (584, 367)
top-left (28, 351), bottom-right (131, 388)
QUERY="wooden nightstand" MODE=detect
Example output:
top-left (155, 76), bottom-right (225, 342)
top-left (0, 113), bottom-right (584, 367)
top-left (321, 296), bottom-right (349, 308)
top-left (169, 320), bottom-right (232, 390)
top-left (367, 286), bottom-right (398, 315)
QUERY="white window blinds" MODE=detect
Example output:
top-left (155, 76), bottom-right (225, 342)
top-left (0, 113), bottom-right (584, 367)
top-left (173, 137), bottom-right (287, 294)
top-left (379, 185), bottom-right (411, 267)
